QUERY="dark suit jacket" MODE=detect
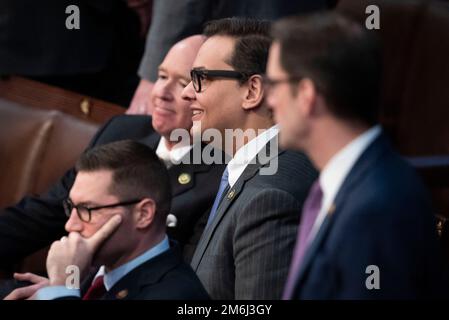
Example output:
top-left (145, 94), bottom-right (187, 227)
top-left (0, 115), bottom-right (225, 269)
top-left (0, 245), bottom-right (209, 300)
top-left (293, 134), bottom-right (448, 299)
top-left (74, 245), bottom-right (209, 300)
top-left (190, 139), bottom-right (318, 299)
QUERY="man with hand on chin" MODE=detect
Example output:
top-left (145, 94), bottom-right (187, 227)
top-left (4, 140), bottom-right (209, 300)
top-left (0, 35), bottom-right (224, 275)
top-left (44, 215), bottom-right (122, 294)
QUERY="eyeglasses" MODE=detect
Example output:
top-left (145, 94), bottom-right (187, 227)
top-left (263, 76), bottom-right (304, 91)
top-left (190, 68), bottom-right (247, 93)
top-left (63, 198), bottom-right (142, 223)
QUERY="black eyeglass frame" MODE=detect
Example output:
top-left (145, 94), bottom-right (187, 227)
top-left (190, 68), bottom-right (247, 92)
top-left (63, 198), bottom-right (142, 222)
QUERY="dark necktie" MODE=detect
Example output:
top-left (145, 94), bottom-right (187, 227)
top-left (283, 180), bottom-right (323, 299)
top-left (82, 275), bottom-right (106, 300)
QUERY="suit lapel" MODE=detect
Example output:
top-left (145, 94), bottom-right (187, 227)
top-left (292, 205), bottom-right (336, 291)
top-left (138, 131), bottom-right (161, 150)
top-left (168, 144), bottom-right (217, 197)
top-left (191, 163), bottom-right (260, 270)
top-left (102, 245), bottom-right (182, 300)
top-left (191, 138), bottom-right (282, 270)
top-left (293, 134), bottom-right (391, 292)
top-left (79, 267), bottom-right (100, 297)
top-left (139, 136), bottom-right (217, 197)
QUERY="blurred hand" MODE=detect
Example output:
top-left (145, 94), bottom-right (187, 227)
top-left (127, 78), bottom-right (155, 115)
top-left (46, 215), bottom-right (122, 286)
top-left (3, 273), bottom-right (49, 300)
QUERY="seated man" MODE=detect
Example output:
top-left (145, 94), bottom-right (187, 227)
top-left (5, 140), bottom-right (209, 300)
top-left (266, 12), bottom-right (447, 299)
top-left (181, 17), bottom-right (317, 299)
top-left (0, 35), bottom-right (225, 275)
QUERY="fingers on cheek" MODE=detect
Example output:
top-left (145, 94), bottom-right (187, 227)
top-left (49, 241), bottom-right (64, 255)
top-left (69, 232), bottom-right (80, 241)
top-left (49, 242), bottom-right (57, 252)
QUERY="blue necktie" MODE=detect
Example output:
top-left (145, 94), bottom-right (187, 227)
top-left (206, 168), bottom-right (229, 227)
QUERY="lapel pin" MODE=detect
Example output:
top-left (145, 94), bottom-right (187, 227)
top-left (178, 173), bottom-right (191, 185)
top-left (227, 189), bottom-right (236, 200)
top-left (166, 214), bottom-right (177, 227)
top-left (116, 289), bottom-right (128, 299)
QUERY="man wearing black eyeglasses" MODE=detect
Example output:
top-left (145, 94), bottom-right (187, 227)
top-left (181, 17), bottom-right (317, 300)
top-left (4, 140), bottom-right (209, 300)
top-left (0, 35), bottom-right (225, 286)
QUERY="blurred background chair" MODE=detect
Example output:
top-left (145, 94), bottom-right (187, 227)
top-left (0, 77), bottom-right (125, 277)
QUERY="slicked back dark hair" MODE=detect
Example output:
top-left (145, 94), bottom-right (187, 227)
top-left (272, 12), bottom-right (382, 125)
top-left (203, 17), bottom-right (272, 83)
top-left (75, 140), bottom-right (171, 226)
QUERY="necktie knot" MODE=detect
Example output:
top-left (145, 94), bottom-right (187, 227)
top-left (82, 275), bottom-right (106, 300)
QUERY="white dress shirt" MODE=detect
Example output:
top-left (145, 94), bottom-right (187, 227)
top-left (155, 137), bottom-right (192, 168)
top-left (227, 125), bottom-right (279, 188)
top-left (307, 125), bottom-right (382, 244)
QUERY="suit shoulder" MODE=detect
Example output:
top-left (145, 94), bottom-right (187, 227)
top-left (104, 114), bottom-right (152, 132)
top-left (344, 150), bottom-right (433, 220)
top-left (276, 150), bottom-right (318, 178)
top-left (94, 115), bottom-right (155, 145)
top-left (139, 262), bottom-right (210, 300)
top-left (247, 150), bottom-right (317, 201)
top-left (367, 150), bottom-right (429, 200)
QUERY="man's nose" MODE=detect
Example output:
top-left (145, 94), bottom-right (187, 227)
top-left (181, 81), bottom-right (196, 102)
top-left (65, 210), bottom-right (83, 233)
top-left (154, 82), bottom-right (174, 101)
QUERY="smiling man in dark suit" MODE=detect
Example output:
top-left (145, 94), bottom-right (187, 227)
top-left (181, 17), bottom-right (317, 299)
top-left (266, 12), bottom-right (447, 299)
top-left (0, 35), bottom-right (225, 279)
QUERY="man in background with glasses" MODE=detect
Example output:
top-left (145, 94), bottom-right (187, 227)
top-left (182, 17), bottom-right (317, 299)
top-left (4, 140), bottom-right (209, 300)
top-left (266, 13), bottom-right (448, 299)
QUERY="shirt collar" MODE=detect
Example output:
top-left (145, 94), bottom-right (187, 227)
top-left (227, 125), bottom-right (279, 187)
top-left (319, 125), bottom-right (382, 207)
top-left (156, 137), bottom-right (192, 167)
top-left (96, 235), bottom-right (170, 291)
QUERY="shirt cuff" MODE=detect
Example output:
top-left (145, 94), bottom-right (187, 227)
top-left (35, 286), bottom-right (80, 300)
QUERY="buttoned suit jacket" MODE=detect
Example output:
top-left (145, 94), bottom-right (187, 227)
top-left (191, 139), bottom-right (318, 299)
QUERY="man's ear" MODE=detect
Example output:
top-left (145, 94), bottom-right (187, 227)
top-left (135, 198), bottom-right (156, 229)
top-left (242, 75), bottom-right (264, 110)
top-left (296, 78), bottom-right (318, 117)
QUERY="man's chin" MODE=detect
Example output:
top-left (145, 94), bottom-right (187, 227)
top-left (279, 132), bottom-right (296, 151)
top-left (91, 252), bottom-right (106, 268)
top-left (191, 121), bottom-right (204, 140)
top-left (91, 246), bottom-right (114, 268)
